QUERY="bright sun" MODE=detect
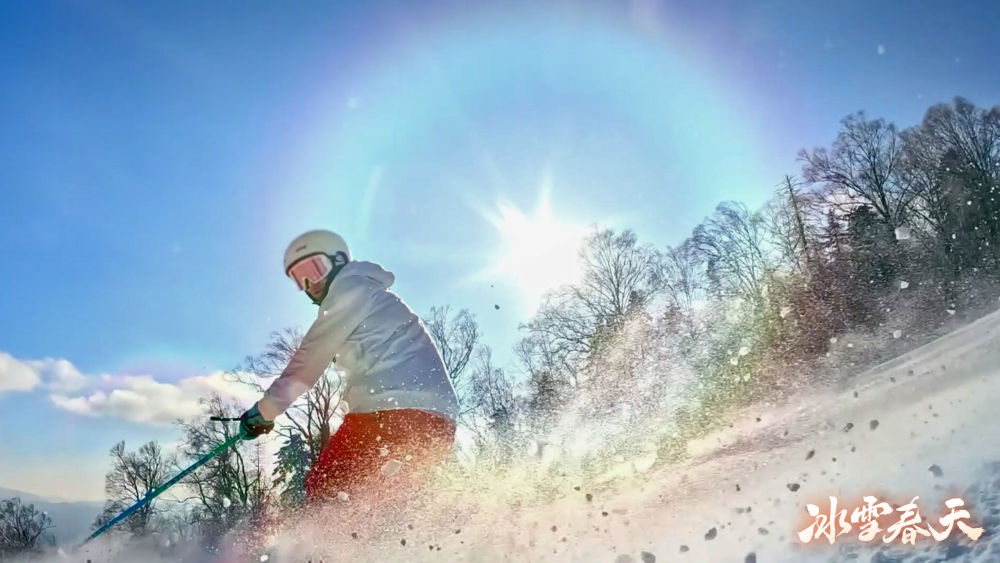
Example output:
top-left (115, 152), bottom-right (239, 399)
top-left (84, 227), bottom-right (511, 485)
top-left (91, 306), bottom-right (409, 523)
top-left (484, 188), bottom-right (588, 306)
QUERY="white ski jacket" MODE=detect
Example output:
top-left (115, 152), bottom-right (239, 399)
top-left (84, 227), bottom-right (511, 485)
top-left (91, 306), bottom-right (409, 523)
top-left (256, 261), bottom-right (458, 423)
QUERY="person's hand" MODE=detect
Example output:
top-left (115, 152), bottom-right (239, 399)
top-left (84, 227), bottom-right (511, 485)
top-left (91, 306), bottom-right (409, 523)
top-left (239, 403), bottom-right (274, 440)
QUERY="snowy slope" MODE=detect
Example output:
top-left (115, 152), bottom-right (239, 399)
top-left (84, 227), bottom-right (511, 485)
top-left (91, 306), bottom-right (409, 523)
top-left (65, 308), bottom-right (1000, 562)
top-left (239, 308), bottom-right (1000, 563)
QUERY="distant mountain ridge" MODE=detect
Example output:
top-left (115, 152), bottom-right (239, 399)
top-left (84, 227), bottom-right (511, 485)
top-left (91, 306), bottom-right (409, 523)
top-left (0, 485), bottom-right (103, 546)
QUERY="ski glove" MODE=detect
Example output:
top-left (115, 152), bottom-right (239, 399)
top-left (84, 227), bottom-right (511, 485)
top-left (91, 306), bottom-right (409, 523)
top-left (239, 403), bottom-right (274, 440)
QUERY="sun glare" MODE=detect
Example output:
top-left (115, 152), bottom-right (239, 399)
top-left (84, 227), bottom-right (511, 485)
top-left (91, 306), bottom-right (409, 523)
top-left (485, 190), bottom-right (587, 306)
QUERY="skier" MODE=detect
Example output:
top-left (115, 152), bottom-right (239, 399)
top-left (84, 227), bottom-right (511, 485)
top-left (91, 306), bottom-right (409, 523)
top-left (238, 229), bottom-right (459, 509)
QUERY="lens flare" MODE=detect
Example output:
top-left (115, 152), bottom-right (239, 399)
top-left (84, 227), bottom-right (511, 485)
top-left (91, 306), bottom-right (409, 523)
top-left (483, 184), bottom-right (588, 307)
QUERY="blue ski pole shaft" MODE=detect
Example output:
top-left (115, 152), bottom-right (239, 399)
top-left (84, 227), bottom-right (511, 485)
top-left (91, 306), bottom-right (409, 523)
top-left (81, 431), bottom-right (244, 547)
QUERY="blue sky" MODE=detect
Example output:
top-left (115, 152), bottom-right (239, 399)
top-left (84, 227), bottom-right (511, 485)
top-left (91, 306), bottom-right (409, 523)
top-left (1, 0), bottom-right (997, 500)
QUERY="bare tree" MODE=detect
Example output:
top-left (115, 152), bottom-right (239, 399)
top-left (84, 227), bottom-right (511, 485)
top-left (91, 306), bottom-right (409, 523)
top-left (521, 228), bottom-right (661, 386)
top-left (575, 228), bottom-right (661, 326)
top-left (467, 347), bottom-right (518, 462)
top-left (658, 238), bottom-right (704, 319)
top-left (909, 97), bottom-right (1000, 262)
top-left (516, 332), bottom-right (573, 424)
top-left (0, 497), bottom-right (54, 557)
top-left (94, 441), bottom-right (170, 537)
top-left (692, 201), bottom-right (772, 303)
top-left (424, 306), bottom-right (481, 416)
top-left (234, 328), bottom-right (344, 459)
top-left (762, 176), bottom-right (823, 275)
top-left (522, 293), bottom-right (596, 386)
top-left (899, 122), bottom-right (952, 235)
top-left (800, 112), bottom-right (915, 229)
top-left (919, 97), bottom-right (1000, 190)
top-left (176, 394), bottom-right (271, 544)
top-left (229, 329), bottom-right (344, 509)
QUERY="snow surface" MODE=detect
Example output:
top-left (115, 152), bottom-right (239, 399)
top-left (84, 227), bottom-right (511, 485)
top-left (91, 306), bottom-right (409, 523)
top-left (56, 310), bottom-right (1000, 562)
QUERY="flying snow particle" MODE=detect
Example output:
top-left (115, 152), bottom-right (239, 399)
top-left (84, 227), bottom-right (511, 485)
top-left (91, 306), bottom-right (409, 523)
top-left (899, 281), bottom-right (909, 289)
top-left (830, 337), bottom-right (838, 344)
top-left (730, 358), bottom-right (739, 366)
top-left (526, 440), bottom-right (540, 457)
top-left (877, 44), bottom-right (886, 55)
top-left (379, 446), bottom-right (390, 457)
top-left (381, 459), bottom-right (403, 477)
top-left (894, 226), bottom-right (911, 240)
top-left (260, 555), bottom-right (269, 562)
top-left (893, 330), bottom-right (903, 339)
top-left (337, 491), bottom-right (350, 502)
top-left (738, 346), bottom-right (750, 357)
top-left (632, 443), bottom-right (658, 473)
top-left (947, 308), bottom-right (956, 315)
top-left (222, 497), bottom-right (232, 508)
top-left (779, 306), bottom-right (792, 318)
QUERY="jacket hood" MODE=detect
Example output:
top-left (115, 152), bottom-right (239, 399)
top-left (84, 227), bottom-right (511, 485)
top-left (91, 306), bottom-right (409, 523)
top-left (333, 260), bottom-right (395, 290)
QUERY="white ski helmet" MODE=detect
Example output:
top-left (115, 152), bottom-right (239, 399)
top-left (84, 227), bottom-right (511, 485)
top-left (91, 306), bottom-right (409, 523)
top-left (283, 230), bottom-right (352, 275)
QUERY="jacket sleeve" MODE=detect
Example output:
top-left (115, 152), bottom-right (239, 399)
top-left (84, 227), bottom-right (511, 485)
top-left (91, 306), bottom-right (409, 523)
top-left (256, 277), bottom-right (373, 421)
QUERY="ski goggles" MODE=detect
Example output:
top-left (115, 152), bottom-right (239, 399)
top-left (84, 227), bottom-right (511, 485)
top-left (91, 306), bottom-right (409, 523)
top-left (287, 254), bottom-right (334, 291)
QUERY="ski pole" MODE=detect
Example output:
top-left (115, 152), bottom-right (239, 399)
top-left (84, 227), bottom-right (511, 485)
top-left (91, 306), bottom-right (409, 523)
top-left (80, 430), bottom-right (245, 547)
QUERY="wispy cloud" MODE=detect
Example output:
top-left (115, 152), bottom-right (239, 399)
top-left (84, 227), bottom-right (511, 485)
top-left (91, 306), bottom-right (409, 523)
top-left (1, 350), bottom-right (258, 425)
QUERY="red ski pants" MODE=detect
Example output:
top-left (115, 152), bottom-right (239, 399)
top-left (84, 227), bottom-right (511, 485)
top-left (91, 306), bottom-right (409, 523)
top-left (304, 409), bottom-right (456, 508)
